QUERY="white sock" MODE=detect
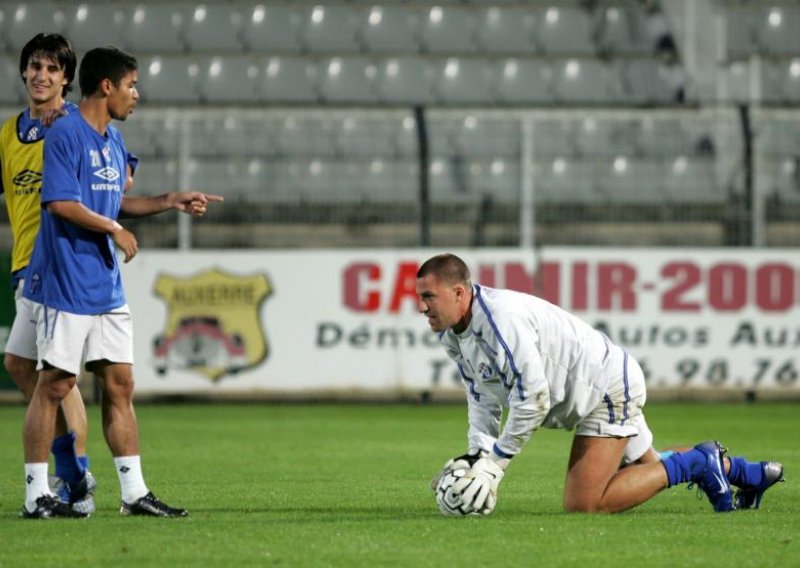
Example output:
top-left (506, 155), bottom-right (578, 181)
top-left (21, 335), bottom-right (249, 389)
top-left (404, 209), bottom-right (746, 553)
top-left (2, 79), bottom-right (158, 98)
top-left (114, 455), bottom-right (149, 504)
top-left (24, 462), bottom-right (52, 512)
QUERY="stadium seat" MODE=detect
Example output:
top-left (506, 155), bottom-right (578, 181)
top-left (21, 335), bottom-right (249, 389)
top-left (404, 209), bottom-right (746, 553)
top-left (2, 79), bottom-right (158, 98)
top-left (434, 58), bottom-right (496, 104)
top-left (300, 4), bottom-right (362, 53)
top-left (574, 119), bottom-right (641, 158)
top-left (553, 59), bottom-right (624, 104)
top-left (753, 5), bottom-right (800, 56)
top-left (417, 6), bottom-right (479, 53)
top-left (359, 6), bottom-right (420, 53)
top-left (493, 59), bottom-right (556, 104)
top-left (123, 3), bottom-right (186, 53)
top-left (537, 160), bottom-right (603, 204)
top-left (531, 119), bottom-right (580, 159)
top-left (536, 6), bottom-right (597, 55)
top-left (63, 4), bottom-right (126, 52)
top-left (259, 57), bottom-right (319, 103)
top-left (595, 4), bottom-right (650, 55)
top-left (130, 159), bottom-right (179, 196)
top-left (762, 59), bottom-right (800, 104)
top-left (197, 56), bottom-right (262, 103)
top-left (469, 159), bottom-right (520, 205)
top-left (598, 158), bottom-right (666, 204)
top-left (239, 3), bottom-right (302, 52)
top-left (375, 58), bottom-right (436, 104)
top-left (475, 7), bottom-right (538, 54)
top-left (638, 118), bottom-right (694, 156)
top-left (724, 6), bottom-right (757, 59)
top-left (767, 158), bottom-right (800, 203)
top-left (334, 116), bottom-right (398, 157)
top-left (621, 58), bottom-right (683, 105)
top-left (360, 160), bottom-right (418, 203)
top-left (451, 118), bottom-right (520, 158)
top-left (0, 54), bottom-right (25, 104)
top-left (183, 4), bottom-right (245, 53)
top-left (2, 2), bottom-right (65, 52)
top-left (272, 116), bottom-right (338, 158)
top-left (316, 57), bottom-right (379, 104)
top-left (662, 157), bottom-right (723, 203)
top-left (138, 56), bottom-right (201, 103)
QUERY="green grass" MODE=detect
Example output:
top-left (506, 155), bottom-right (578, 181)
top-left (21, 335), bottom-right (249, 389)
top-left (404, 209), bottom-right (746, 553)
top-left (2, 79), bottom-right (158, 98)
top-left (0, 402), bottom-right (797, 567)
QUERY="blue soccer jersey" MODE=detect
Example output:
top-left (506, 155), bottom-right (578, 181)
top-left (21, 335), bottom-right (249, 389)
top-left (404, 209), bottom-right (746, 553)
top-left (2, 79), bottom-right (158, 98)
top-left (23, 111), bottom-right (128, 315)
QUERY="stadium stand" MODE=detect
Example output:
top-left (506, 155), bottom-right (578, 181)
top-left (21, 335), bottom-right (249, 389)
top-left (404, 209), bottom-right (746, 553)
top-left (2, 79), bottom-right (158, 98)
top-left (1, 0), bottom-right (799, 248)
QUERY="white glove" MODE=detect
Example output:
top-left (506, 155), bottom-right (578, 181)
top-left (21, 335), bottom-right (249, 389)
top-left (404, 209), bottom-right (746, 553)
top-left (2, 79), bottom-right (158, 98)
top-left (451, 458), bottom-right (505, 514)
top-left (430, 450), bottom-right (485, 492)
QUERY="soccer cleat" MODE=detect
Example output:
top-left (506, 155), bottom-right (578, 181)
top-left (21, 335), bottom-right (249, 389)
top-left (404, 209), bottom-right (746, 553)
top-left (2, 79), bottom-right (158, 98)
top-left (50, 471), bottom-right (98, 514)
top-left (690, 440), bottom-right (735, 512)
top-left (21, 495), bottom-right (89, 519)
top-left (734, 461), bottom-right (785, 510)
top-left (120, 491), bottom-right (188, 518)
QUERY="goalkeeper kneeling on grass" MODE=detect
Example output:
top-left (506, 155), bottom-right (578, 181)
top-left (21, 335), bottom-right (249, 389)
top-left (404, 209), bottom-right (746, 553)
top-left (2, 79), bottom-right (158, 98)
top-left (417, 253), bottom-right (784, 516)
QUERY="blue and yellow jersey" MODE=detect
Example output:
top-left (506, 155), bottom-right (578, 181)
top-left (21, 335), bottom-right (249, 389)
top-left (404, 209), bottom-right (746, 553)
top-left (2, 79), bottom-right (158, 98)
top-left (0, 102), bottom-right (78, 282)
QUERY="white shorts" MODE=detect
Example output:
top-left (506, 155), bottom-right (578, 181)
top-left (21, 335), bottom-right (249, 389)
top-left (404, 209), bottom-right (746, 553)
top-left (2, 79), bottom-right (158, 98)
top-left (4, 279), bottom-right (38, 360)
top-left (574, 350), bottom-right (653, 464)
top-left (34, 303), bottom-right (134, 376)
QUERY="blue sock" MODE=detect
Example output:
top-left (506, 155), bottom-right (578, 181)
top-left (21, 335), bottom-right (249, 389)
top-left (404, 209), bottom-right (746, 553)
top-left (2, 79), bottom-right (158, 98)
top-left (51, 432), bottom-right (86, 485)
top-left (661, 449), bottom-right (707, 487)
top-left (78, 455), bottom-right (90, 471)
top-left (727, 456), bottom-right (763, 489)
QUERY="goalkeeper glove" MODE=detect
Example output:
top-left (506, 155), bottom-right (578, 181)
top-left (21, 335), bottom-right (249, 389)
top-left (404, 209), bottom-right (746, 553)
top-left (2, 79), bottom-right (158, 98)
top-left (430, 450), bottom-right (486, 492)
top-left (451, 457), bottom-right (505, 514)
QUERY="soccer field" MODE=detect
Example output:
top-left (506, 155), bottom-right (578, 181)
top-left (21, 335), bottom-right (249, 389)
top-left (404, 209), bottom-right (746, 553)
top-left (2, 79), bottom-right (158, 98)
top-left (0, 402), bottom-right (796, 566)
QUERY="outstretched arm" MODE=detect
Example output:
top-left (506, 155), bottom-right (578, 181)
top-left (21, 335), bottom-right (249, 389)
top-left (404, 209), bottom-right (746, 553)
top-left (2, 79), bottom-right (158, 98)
top-left (119, 192), bottom-right (223, 219)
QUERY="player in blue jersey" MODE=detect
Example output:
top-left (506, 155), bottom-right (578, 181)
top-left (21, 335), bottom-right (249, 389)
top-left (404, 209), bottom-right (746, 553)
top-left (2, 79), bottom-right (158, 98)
top-left (20, 46), bottom-right (222, 519)
top-left (1, 33), bottom-right (98, 516)
top-left (419, 253), bottom-right (784, 515)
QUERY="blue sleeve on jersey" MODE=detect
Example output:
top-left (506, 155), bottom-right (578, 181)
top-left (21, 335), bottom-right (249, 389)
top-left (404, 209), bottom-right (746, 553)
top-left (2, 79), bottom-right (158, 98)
top-left (126, 152), bottom-right (139, 176)
top-left (41, 126), bottom-right (81, 205)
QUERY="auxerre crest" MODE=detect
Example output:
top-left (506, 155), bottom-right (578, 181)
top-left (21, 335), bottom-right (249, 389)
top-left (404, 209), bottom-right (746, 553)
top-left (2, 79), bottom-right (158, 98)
top-left (152, 268), bottom-right (272, 382)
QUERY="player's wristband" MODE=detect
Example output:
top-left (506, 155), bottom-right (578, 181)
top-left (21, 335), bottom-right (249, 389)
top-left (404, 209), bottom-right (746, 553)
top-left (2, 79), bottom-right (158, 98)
top-left (489, 443), bottom-right (514, 469)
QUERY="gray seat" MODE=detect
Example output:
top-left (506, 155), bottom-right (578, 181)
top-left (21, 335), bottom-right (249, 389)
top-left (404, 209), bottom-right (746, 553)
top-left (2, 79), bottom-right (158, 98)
top-left (596, 4), bottom-right (649, 55)
top-left (554, 59), bottom-right (623, 104)
top-left (536, 6), bottom-right (596, 55)
top-left (724, 6), bottom-right (757, 59)
top-left (532, 120), bottom-right (579, 158)
top-left (418, 6), bottom-right (479, 53)
top-left (272, 116), bottom-right (338, 158)
top-left (663, 158), bottom-right (722, 203)
top-left (240, 3), bottom-right (302, 52)
top-left (123, 3), bottom-right (186, 53)
top-left (138, 56), bottom-right (201, 103)
top-left (767, 158), bottom-right (800, 203)
top-left (451, 118), bottom-right (520, 158)
top-left (0, 54), bottom-right (25, 104)
top-left (183, 4), bottom-right (244, 53)
top-left (434, 58), bottom-right (495, 104)
top-left (470, 160), bottom-right (520, 204)
top-left (493, 59), bottom-right (555, 104)
top-left (259, 57), bottom-right (318, 103)
top-left (2, 2), bottom-right (65, 52)
top-left (359, 6), bottom-right (419, 53)
top-left (198, 56), bottom-right (262, 103)
top-left (476, 7), bottom-right (537, 54)
top-left (131, 159), bottom-right (179, 196)
top-left (361, 160), bottom-right (418, 204)
top-left (574, 119), bottom-right (641, 158)
top-left (375, 58), bottom-right (435, 104)
top-left (754, 5), bottom-right (800, 55)
top-left (300, 5), bottom-right (362, 52)
top-left (317, 57), bottom-right (379, 103)
top-left (598, 158), bottom-right (666, 204)
top-left (63, 4), bottom-right (126, 52)
top-left (334, 117), bottom-right (397, 157)
top-left (621, 58), bottom-right (682, 104)
top-left (537, 160), bottom-right (602, 204)
top-left (762, 59), bottom-right (800, 104)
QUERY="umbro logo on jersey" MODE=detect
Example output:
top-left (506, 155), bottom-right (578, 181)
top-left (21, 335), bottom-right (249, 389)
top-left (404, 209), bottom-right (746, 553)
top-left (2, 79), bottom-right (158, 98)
top-left (93, 167), bottom-right (120, 181)
top-left (13, 169), bottom-right (42, 187)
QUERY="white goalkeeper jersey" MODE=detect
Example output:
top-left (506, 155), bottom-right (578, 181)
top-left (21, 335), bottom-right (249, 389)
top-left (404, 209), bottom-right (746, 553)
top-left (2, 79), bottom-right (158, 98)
top-left (440, 283), bottom-right (627, 458)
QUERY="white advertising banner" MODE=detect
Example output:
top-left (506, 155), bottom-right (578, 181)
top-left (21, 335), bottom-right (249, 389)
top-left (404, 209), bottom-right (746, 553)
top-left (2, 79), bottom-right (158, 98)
top-left (121, 248), bottom-right (800, 396)
top-left (121, 248), bottom-right (538, 396)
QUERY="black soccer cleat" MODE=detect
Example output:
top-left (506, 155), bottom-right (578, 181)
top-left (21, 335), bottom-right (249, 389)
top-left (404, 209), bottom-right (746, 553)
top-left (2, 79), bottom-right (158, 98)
top-left (21, 495), bottom-right (89, 519)
top-left (120, 491), bottom-right (188, 518)
top-left (734, 461), bottom-right (785, 510)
